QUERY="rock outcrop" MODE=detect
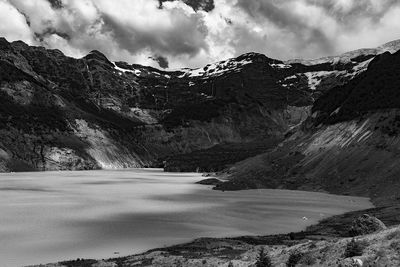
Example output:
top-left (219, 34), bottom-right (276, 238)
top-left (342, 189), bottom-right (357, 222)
top-left (349, 214), bottom-right (387, 237)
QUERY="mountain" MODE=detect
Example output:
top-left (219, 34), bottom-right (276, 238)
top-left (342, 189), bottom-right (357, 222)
top-left (0, 37), bottom-right (399, 173)
top-left (163, 40), bottom-right (400, 171)
top-left (215, 48), bottom-right (400, 207)
top-left (4, 36), bottom-right (400, 267)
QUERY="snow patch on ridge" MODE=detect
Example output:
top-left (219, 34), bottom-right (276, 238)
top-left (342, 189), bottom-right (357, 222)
top-left (182, 58), bottom-right (253, 78)
top-left (285, 39), bottom-right (400, 66)
top-left (350, 58), bottom-right (374, 78)
top-left (304, 71), bottom-right (337, 90)
top-left (113, 63), bottom-right (141, 75)
top-left (284, 75), bottom-right (296, 80)
top-left (270, 63), bottom-right (291, 69)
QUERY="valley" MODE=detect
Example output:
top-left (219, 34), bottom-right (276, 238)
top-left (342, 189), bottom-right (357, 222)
top-left (1, 38), bottom-right (396, 174)
top-left (1, 37), bottom-right (400, 266)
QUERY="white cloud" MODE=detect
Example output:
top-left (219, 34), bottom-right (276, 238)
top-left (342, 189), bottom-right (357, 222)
top-left (0, 0), bottom-right (399, 69)
top-left (337, 5), bottom-right (400, 53)
top-left (0, 0), bottom-right (34, 44)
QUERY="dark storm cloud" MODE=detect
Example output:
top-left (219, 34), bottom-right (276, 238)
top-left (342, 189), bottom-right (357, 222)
top-left (101, 10), bottom-right (208, 57)
top-left (149, 55), bottom-right (169, 69)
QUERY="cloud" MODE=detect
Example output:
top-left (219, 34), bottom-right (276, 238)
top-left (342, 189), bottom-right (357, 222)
top-left (0, 0), bottom-right (399, 68)
top-left (149, 54), bottom-right (169, 69)
top-left (3, 0), bottom-right (210, 68)
top-left (0, 0), bottom-right (34, 44)
top-left (234, 0), bottom-right (400, 59)
top-left (159, 0), bottom-right (215, 12)
top-left (98, 0), bottom-right (208, 57)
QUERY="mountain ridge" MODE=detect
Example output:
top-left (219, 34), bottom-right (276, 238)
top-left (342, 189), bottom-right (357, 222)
top-left (3, 36), bottom-right (400, 267)
top-left (214, 48), bottom-right (400, 209)
top-left (0, 37), bottom-right (400, 173)
top-left (285, 38), bottom-right (400, 66)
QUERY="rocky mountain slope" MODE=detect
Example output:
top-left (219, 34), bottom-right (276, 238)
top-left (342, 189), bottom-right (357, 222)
top-left (216, 48), bottom-right (400, 208)
top-left (159, 40), bottom-right (400, 172)
top-left (0, 37), bottom-right (399, 172)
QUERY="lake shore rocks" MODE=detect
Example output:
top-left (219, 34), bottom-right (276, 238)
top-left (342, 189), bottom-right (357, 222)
top-left (349, 214), bottom-right (387, 237)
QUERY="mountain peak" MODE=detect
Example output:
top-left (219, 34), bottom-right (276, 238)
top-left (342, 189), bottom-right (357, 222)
top-left (84, 50), bottom-right (113, 66)
top-left (10, 40), bottom-right (30, 50)
top-left (0, 37), bottom-right (10, 49)
top-left (87, 50), bottom-right (108, 58)
top-left (236, 52), bottom-right (273, 63)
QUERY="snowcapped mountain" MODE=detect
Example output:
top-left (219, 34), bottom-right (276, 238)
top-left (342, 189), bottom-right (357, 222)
top-left (215, 47), bottom-right (400, 208)
top-left (287, 39), bottom-right (400, 66)
top-left (282, 39), bottom-right (400, 94)
top-left (0, 37), bottom-right (399, 172)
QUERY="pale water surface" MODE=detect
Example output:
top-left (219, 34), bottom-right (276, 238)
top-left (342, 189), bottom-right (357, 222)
top-left (0, 169), bottom-right (372, 266)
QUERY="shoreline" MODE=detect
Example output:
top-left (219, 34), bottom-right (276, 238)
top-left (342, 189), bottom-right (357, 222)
top-left (23, 186), bottom-right (381, 267)
top-left (4, 169), bottom-right (396, 266)
top-left (29, 204), bottom-right (400, 267)
top-left (0, 167), bottom-right (166, 174)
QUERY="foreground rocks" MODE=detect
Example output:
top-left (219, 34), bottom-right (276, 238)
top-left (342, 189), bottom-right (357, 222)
top-left (29, 225), bottom-right (400, 267)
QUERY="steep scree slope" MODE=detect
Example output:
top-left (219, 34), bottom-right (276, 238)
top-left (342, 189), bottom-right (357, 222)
top-left (217, 49), bottom-right (400, 207)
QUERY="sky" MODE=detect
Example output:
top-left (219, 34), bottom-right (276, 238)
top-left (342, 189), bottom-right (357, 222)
top-left (0, 0), bottom-right (399, 69)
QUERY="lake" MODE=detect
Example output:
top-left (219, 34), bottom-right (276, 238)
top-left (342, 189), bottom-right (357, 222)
top-left (0, 169), bottom-right (372, 267)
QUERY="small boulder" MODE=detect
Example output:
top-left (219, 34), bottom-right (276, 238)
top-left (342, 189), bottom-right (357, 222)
top-left (349, 214), bottom-right (386, 237)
